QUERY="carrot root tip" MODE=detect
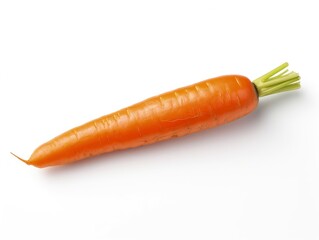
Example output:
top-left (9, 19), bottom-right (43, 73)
top-left (10, 152), bottom-right (30, 165)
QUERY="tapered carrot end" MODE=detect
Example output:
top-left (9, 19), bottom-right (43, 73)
top-left (10, 152), bottom-right (30, 165)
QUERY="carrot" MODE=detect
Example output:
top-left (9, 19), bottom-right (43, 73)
top-left (12, 62), bottom-right (300, 168)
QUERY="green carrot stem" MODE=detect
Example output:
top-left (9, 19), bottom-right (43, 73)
top-left (253, 63), bottom-right (301, 97)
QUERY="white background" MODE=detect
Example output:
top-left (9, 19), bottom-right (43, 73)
top-left (1, 1), bottom-right (318, 239)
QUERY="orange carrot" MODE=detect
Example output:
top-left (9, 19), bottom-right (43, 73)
top-left (12, 63), bottom-right (300, 168)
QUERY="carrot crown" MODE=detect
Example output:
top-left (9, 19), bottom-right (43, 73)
top-left (253, 62), bottom-right (300, 97)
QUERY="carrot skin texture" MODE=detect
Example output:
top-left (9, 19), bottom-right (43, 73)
top-left (27, 75), bottom-right (258, 168)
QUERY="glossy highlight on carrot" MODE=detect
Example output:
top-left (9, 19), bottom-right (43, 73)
top-left (12, 63), bottom-right (300, 168)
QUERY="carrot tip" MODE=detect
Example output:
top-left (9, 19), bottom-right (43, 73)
top-left (10, 152), bottom-right (30, 165)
